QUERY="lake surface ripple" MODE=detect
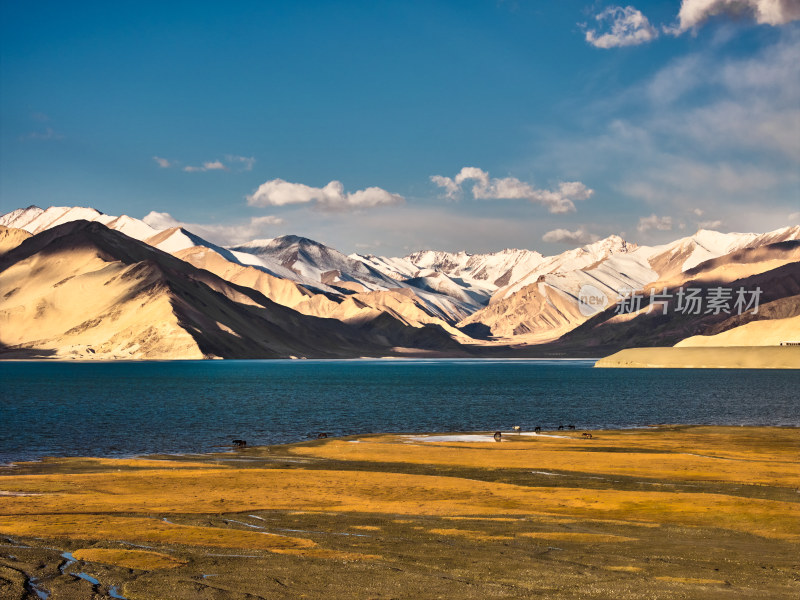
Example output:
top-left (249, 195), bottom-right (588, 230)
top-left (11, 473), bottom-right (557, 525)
top-left (1, 359), bottom-right (798, 462)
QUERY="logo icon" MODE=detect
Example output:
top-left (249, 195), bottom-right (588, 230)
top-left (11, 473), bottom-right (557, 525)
top-left (578, 284), bottom-right (609, 316)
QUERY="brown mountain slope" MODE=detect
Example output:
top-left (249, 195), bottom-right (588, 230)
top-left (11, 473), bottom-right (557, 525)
top-left (0, 221), bottom-right (465, 359)
top-left (464, 240), bottom-right (800, 348)
top-left (551, 258), bottom-right (800, 355)
top-left (175, 245), bottom-right (469, 338)
top-left (647, 240), bottom-right (800, 291)
top-left (456, 280), bottom-right (585, 343)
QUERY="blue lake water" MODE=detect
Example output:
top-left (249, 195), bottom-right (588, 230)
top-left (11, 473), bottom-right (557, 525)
top-left (1, 359), bottom-right (798, 462)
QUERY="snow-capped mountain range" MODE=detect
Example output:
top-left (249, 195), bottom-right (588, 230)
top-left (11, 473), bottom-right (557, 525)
top-left (2, 205), bottom-right (799, 350)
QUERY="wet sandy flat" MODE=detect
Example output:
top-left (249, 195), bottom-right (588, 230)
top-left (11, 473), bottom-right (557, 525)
top-left (0, 425), bottom-right (798, 598)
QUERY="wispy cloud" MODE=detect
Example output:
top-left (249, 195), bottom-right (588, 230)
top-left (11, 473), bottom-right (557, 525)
top-left (543, 29), bottom-right (799, 238)
top-left (637, 214), bottom-right (673, 233)
top-left (697, 219), bottom-right (723, 229)
top-left (541, 228), bottom-right (601, 245)
top-left (20, 127), bottom-right (64, 141)
top-left (184, 160), bottom-right (227, 173)
top-left (226, 155), bottom-right (256, 171)
top-left (142, 211), bottom-right (284, 245)
top-left (431, 167), bottom-right (593, 213)
top-left (152, 155), bottom-right (255, 173)
top-left (246, 179), bottom-right (404, 211)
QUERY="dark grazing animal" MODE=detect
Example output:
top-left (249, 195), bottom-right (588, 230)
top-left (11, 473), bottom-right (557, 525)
top-left (317, 432), bottom-right (328, 439)
top-left (558, 425), bottom-right (564, 431)
top-left (494, 431), bottom-right (502, 442)
top-left (582, 432), bottom-right (593, 439)
top-left (232, 439), bottom-right (247, 448)
top-left (534, 426), bottom-right (541, 432)
top-left (568, 425), bottom-right (576, 430)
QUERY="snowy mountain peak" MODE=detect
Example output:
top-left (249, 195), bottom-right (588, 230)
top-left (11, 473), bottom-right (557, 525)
top-left (580, 234), bottom-right (632, 254)
top-left (231, 234), bottom-right (330, 253)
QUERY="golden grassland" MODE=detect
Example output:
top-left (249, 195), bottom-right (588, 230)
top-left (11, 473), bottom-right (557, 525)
top-left (0, 425), bottom-right (798, 599)
top-left (70, 549), bottom-right (186, 571)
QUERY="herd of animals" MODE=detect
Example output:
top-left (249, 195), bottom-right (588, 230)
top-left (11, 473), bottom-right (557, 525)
top-left (231, 425), bottom-right (595, 448)
top-left (495, 425), bottom-right (593, 441)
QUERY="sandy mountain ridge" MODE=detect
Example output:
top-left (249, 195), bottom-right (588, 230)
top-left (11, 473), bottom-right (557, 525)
top-left (0, 221), bottom-right (464, 359)
top-left (173, 245), bottom-right (468, 339)
top-left (0, 206), bottom-right (477, 325)
top-left (458, 228), bottom-right (800, 342)
top-left (546, 241), bottom-right (800, 355)
top-left (1, 205), bottom-right (798, 358)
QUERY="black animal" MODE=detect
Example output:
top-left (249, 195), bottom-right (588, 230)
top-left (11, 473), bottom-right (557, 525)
top-left (493, 431), bottom-right (502, 442)
top-left (568, 425), bottom-right (576, 430)
top-left (582, 432), bottom-right (593, 439)
top-left (317, 432), bottom-right (328, 439)
top-left (232, 439), bottom-right (247, 448)
top-left (558, 425), bottom-right (564, 431)
top-left (534, 426), bottom-right (541, 432)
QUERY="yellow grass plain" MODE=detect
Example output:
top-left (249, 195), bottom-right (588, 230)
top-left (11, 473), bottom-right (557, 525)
top-left (0, 426), bottom-right (798, 599)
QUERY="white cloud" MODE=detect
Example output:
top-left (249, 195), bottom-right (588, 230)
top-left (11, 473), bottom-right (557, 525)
top-left (430, 167), bottom-right (593, 213)
top-left (789, 212), bottom-right (800, 221)
top-left (697, 219), bottom-right (723, 229)
top-left (429, 175), bottom-right (461, 199)
top-left (153, 156), bottom-right (172, 168)
top-left (637, 214), bottom-right (674, 232)
top-left (584, 5), bottom-right (659, 48)
top-left (541, 228), bottom-right (601, 245)
top-left (674, 0), bottom-right (800, 33)
top-left (142, 211), bottom-right (284, 246)
top-left (583, 1), bottom-right (800, 47)
top-left (246, 178), bottom-right (404, 211)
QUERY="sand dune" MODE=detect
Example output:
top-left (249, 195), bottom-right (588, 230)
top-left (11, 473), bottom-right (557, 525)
top-left (676, 315), bottom-right (800, 347)
top-left (595, 346), bottom-right (800, 369)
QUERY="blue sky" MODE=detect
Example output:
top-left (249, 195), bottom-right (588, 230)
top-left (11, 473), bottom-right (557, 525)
top-left (1, 1), bottom-right (798, 254)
